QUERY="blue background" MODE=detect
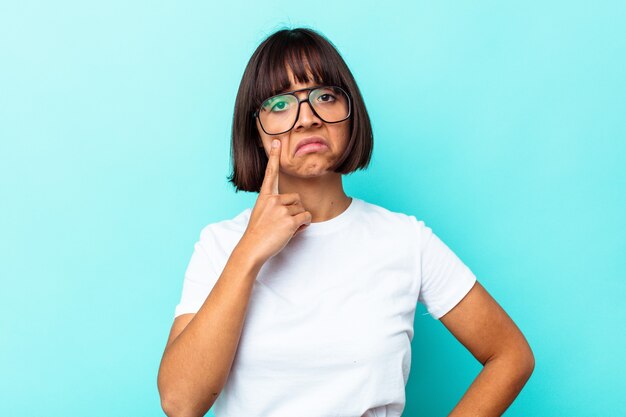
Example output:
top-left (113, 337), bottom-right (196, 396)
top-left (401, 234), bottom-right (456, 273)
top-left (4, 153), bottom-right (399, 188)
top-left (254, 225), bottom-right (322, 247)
top-left (1, 1), bottom-right (624, 416)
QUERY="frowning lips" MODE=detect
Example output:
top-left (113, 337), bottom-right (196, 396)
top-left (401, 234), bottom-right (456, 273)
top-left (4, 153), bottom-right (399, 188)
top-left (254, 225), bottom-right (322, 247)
top-left (294, 136), bottom-right (329, 156)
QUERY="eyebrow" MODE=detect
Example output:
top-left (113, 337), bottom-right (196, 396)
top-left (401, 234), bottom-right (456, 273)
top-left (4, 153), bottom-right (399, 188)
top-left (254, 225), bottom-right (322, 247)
top-left (277, 84), bottom-right (325, 95)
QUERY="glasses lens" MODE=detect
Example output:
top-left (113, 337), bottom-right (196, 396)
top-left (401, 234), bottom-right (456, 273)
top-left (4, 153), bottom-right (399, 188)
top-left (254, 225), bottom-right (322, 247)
top-left (258, 94), bottom-right (299, 135)
top-left (258, 86), bottom-right (350, 134)
top-left (310, 86), bottom-right (350, 123)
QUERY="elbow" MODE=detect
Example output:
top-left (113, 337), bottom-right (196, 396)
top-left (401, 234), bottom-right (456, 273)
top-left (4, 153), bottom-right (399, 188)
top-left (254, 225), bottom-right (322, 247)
top-left (157, 360), bottom-right (220, 416)
top-left (159, 383), bottom-right (216, 417)
top-left (488, 343), bottom-right (536, 379)
top-left (158, 376), bottom-right (191, 417)
top-left (515, 351), bottom-right (535, 391)
top-left (517, 337), bottom-right (536, 377)
top-left (158, 385), bottom-right (185, 417)
top-left (160, 395), bottom-right (211, 417)
top-left (523, 348), bottom-right (535, 377)
top-left (509, 345), bottom-right (535, 380)
top-left (158, 366), bottom-right (193, 417)
top-left (511, 335), bottom-right (536, 378)
top-left (158, 370), bottom-right (177, 416)
top-left (160, 396), bottom-right (182, 417)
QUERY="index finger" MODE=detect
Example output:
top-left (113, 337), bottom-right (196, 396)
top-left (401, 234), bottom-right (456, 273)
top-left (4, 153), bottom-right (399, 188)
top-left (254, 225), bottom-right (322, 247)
top-left (260, 139), bottom-right (280, 195)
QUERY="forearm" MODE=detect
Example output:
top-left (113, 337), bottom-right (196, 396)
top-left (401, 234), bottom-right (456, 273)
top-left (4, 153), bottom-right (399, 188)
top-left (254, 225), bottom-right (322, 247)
top-left (158, 241), bottom-right (263, 417)
top-left (447, 352), bottom-right (535, 417)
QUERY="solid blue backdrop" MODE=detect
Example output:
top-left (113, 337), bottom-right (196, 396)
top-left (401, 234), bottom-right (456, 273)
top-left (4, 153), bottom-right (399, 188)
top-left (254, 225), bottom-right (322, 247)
top-left (1, 1), bottom-right (624, 416)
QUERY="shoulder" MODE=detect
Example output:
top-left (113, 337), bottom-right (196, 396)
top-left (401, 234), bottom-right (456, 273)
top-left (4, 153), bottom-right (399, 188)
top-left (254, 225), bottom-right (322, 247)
top-left (348, 200), bottom-right (425, 246)
top-left (196, 206), bottom-right (252, 246)
top-left (356, 198), bottom-right (420, 228)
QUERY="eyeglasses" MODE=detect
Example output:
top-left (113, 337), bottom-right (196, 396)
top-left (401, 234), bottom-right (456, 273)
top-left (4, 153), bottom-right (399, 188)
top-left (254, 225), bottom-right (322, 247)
top-left (252, 85), bottom-right (352, 135)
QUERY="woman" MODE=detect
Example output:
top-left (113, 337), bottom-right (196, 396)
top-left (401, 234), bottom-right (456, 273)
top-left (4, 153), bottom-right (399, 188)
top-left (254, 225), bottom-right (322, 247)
top-left (157, 27), bottom-right (535, 417)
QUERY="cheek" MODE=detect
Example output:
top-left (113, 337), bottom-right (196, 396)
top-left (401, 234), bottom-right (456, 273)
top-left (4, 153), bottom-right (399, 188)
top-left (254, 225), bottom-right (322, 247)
top-left (256, 123), bottom-right (267, 140)
top-left (336, 124), bottom-right (351, 146)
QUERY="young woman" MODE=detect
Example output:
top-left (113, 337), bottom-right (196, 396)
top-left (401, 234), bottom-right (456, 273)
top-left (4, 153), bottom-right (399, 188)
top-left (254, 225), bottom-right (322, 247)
top-left (157, 27), bottom-right (535, 417)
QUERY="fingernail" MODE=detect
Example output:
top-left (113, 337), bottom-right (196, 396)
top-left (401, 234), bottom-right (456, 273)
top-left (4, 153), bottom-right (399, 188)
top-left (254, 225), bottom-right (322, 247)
top-left (272, 140), bottom-right (279, 148)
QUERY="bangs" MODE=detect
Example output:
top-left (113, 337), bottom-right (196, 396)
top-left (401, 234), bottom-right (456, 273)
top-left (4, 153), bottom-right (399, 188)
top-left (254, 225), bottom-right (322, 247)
top-left (252, 32), bottom-right (346, 109)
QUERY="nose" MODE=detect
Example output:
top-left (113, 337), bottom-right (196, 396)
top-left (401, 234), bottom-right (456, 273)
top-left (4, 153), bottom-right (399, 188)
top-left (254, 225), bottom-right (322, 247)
top-left (293, 92), bottom-right (322, 130)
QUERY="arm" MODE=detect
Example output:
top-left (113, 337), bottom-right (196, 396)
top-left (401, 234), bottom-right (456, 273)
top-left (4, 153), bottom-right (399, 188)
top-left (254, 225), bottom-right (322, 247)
top-left (157, 239), bottom-right (263, 417)
top-left (439, 281), bottom-right (535, 417)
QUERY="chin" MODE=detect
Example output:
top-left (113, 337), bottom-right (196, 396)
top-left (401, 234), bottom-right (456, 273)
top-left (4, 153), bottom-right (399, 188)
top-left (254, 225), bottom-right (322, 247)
top-left (299, 165), bottom-right (333, 177)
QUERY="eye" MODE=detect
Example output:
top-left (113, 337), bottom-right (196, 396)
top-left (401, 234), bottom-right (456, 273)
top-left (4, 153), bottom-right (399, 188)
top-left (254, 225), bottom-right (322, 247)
top-left (313, 87), bottom-right (339, 104)
top-left (264, 95), bottom-right (294, 113)
top-left (271, 101), bottom-right (288, 111)
top-left (317, 93), bottom-right (336, 103)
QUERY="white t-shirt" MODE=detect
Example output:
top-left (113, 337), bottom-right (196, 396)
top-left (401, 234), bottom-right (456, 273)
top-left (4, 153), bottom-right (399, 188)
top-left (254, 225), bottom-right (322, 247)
top-left (174, 196), bottom-right (477, 417)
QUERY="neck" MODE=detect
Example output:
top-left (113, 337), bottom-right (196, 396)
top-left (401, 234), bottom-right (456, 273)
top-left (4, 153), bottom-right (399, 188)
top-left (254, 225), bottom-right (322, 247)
top-left (276, 172), bottom-right (351, 223)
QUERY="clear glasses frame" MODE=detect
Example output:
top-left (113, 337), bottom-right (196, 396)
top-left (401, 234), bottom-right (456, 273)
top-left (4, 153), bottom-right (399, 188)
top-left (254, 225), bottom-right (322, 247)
top-left (252, 85), bottom-right (352, 135)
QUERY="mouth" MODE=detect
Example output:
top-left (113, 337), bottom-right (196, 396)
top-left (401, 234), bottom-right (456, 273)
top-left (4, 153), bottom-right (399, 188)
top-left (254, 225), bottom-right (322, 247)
top-left (294, 136), bottom-right (329, 157)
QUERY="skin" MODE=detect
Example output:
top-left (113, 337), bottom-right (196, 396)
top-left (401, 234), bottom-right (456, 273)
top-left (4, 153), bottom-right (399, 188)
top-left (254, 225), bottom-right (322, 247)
top-left (440, 281), bottom-right (535, 416)
top-left (159, 65), bottom-right (535, 417)
top-left (255, 68), bottom-right (353, 223)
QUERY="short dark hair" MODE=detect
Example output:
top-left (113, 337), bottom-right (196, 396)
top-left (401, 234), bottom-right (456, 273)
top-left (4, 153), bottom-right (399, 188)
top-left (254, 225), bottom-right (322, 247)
top-left (227, 27), bottom-right (374, 193)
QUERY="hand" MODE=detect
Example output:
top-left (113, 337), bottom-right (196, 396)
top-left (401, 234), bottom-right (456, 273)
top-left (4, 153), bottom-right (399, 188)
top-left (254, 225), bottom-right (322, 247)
top-left (240, 139), bottom-right (312, 264)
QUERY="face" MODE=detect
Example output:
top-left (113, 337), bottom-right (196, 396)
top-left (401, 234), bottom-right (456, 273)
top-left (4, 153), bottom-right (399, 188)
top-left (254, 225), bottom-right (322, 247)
top-left (255, 68), bottom-right (351, 178)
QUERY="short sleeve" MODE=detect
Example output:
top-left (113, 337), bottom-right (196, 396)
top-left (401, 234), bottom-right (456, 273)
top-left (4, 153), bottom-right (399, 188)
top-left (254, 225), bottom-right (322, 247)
top-left (174, 225), bottom-right (221, 318)
top-left (411, 217), bottom-right (477, 320)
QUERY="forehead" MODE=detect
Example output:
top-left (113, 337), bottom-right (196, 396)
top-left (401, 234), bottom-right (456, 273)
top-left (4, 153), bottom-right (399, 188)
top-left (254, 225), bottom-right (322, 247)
top-left (278, 66), bottom-right (321, 93)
